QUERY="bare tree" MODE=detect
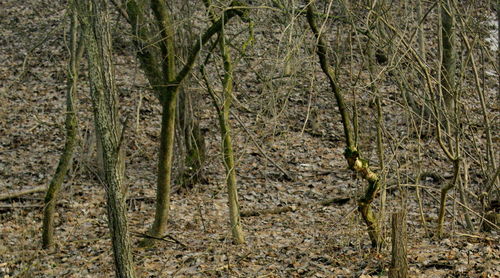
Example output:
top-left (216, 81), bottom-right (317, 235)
top-left (42, 0), bottom-right (83, 249)
top-left (122, 0), bottom-right (248, 246)
top-left (201, 0), bottom-right (250, 245)
top-left (77, 0), bottom-right (136, 276)
top-left (305, 1), bottom-right (382, 248)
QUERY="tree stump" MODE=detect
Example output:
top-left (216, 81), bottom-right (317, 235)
top-left (389, 211), bottom-right (408, 278)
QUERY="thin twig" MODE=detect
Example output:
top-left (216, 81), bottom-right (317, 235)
top-left (231, 111), bottom-right (294, 181)
top-left (0, 186), bottom-right (46, 201)
top-left (109, 0), bottom-right (131, 24)
top-left (131, 232), bottom-right (187, 248)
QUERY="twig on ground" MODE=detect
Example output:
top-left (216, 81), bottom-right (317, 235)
top-left (131, 232), bottom-right (187, 248)
top-left (240, 197), bottom-right (350, 217)
top-left (0, 186), bottom-right (46, 201)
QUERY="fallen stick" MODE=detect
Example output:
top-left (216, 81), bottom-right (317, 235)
top-left (241, 206), bottom-right (296, 217)
top-left (240, 197), bottom-right (350, 217)
top-left (0, 186), bottom-right (46, 201)
top-left (0, 203), bottom-right (44, 210)
top-left (131, 232), bottom-right (187, 248)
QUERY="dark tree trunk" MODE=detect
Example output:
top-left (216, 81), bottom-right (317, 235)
top-left (177, 88), bottom-right (206, 189)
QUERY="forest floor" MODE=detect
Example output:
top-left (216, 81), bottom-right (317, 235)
top-left (0, 0), bottom-right (499, 277)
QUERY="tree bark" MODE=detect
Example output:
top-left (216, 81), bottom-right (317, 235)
top-left (437, 159), bottom-right (460, 237)
top-left (42, 3), bottom-right (82, 249)
top-left (389, 211), bottom-right (408, 278)
top-left (440, 0), bottom-right (456, 110)
top-left (122, 0), bottom-right (248, 247)
top-left (202, 0), bottom-right (246, 244)
top-left (77, 0), bottom-right (136, 276)
top-left (177, 88), bottom-right (206, 189)
top-left (305, 1), bottom-right (382, 248)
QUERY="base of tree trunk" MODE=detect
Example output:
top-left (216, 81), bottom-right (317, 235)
top-left (389, 211), bottom-right (408, 278)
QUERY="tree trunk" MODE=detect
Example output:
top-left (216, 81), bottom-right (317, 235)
top-left (145, 89), bottom-right (177, 245)
top-left (42, 2), bottom-right (82, 250)
top-left (389, 211), bottom-right (408, 278)
top-left (177, 80), bottom-right (206, 189)
top-left (305, 2), bottom-right (381, 248)
top-left (175, 3), bottom-right (206, 190)
top-left (219, 112), bottom-right (245, 244)
top-left (440, 0), bottom-right (456, 110)
top-left (203, 0), bottom-right (245, 244)
top-left (437, 159), bottom-right (460, 237)
top-left (122, 0), bottom-right (247, 247)
top-left (77, 0), bottom-right (136, 276)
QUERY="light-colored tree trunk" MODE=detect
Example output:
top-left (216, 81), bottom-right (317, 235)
top-left (77, 0), bottom-right (136, 276)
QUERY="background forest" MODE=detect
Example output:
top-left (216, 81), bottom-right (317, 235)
top-left (0, 0), bottom-right (498, 277)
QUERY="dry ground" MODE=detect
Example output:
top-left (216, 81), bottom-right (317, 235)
top-left (1, 0), bottom-right (499, 277)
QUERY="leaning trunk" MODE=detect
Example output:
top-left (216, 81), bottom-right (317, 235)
top-left (42, 4), bottom-right (81, 249)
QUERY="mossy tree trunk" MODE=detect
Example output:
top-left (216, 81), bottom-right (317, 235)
top-left (202, 0), bottom-right (247, 244)
top-left (42, 1), bottom-right (82, 250)
top-left (123, 0), bottom-right (248, 246)
top-left (140, 0), bottom-right (179, 247)
top-left (305, 1), bottom-right (382, 248)
top-left (77, 0), bottom-right (136, 276)
top-left (218, 30), bottom-right (245, 245)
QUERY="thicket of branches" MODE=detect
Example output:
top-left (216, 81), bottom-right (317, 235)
top-left (32, 0), bottom-right (498, 276)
